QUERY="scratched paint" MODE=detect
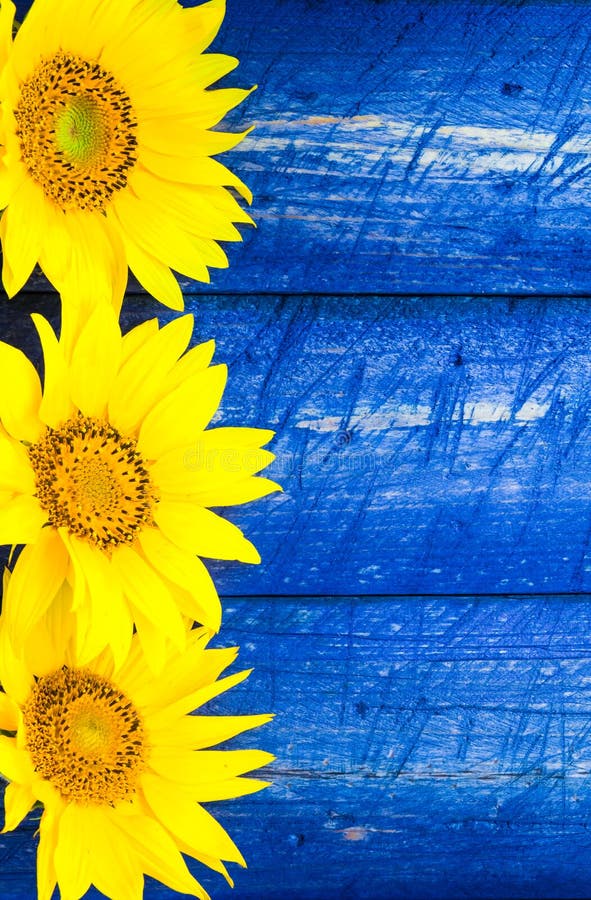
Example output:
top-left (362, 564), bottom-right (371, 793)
top-left (205, 0), bottom-right (591, 295)
top-left (7, 3), bottom-right (591, 899)
top-left (5, 291), bottom-right (591, 597)
top-left (4, 596), bottom-right (591, 899)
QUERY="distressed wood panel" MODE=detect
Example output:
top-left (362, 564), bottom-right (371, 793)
top-left (8, 291), bottom-right (591, 597)
top-left (5, 595), bottom-right (591, 898)
top-left (14, 0), bottom-right (591, 296)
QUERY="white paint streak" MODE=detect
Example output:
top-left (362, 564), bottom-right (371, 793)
top-left (296, 400), bottom-right (550, 433)
top-left (251, 114), bottom-right (591, 179)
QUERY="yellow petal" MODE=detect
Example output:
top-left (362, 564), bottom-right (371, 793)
top-left (111, 811), bottom-right (209, 899)
top-left (155, 501), bottom-right (260, 562)
top-left (183, 0), bottom-right (225, 53)
top-left (60, 533), bottom-right (132, 670)
top-left (0, 435), bottom-right (36, 494)
top-left (112, 185), bottom-right (214, 282)
top-left (120, 318), bottom-right (160, 365)
top-left (150, 713), bottom-right (273, 750)
top-left (0, 1), bottom-right (15, 72)
top-left (191, 475), bottom-right (281, 508)
top-left (141, 772), bottom-right (245, 864)
top-left (121, 635), bottom-right (234, 712)
top-left (0, 342), bottom-right (43, 442)
top-left (83, 807), bottom-right (143, 900)
top-left (5, 528), bottom-right (69, 645)
top-left (0, 494), bottom-right (46, 545)
top-left (138, 528), bottom-right (221, 631)
top-left (39, 209), bottom-right (124, 313)
top-left (53, 804), bottom-right (93, 900)
top-left (116, 225), bottom-right (184, 311)
top-left (37, 803), bottom-right (60, 900)
top-left (161, 339), bottom-right (215, 392)
top-left (110, 544), bottom-right (185, 649)
top-left (138, 364), bottom-right (227, 458)
top-left (1, 176), bottom-right (46, 296)
top-left (31, 314), bottom-right (74, 427)
top-left (149, 748), bottom-right (274, 784)
top-left (139, 151), bottom-right (252, 202)
top-left (108, 315), bottom-right (194, 434)
top-left (151, 442), bottom-right (275, 496)
top-left (148, 668), bottom-right (252, 725)
top-left (182, 776), bottom-right (271, 802)
top-left (3, 780), bottom-right (35, 832)
top-left (0, 736), bottom-right (34, 784)
top-left (0, 692), bottom-right (19, 731)
top-left (0, 622), bottom-right (33, 706)
top-left (22, 580), bottom-right (75, 678)
top-left (68, 302), bottom-right (122, 418)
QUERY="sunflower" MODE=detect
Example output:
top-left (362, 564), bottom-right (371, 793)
top-left (0, 0), bottom-right (253, 312)
top-left (0, 593), bottom-right (273, 900)
top-left (0, 303), bottom-right (280, 667)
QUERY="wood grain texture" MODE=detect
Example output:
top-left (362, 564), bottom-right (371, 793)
top-left (4, 595), bottom-right (591, 899)
top-left (14, 0), bottom-right (591, 296)
top-left (8, 290), bottom-right (591, 597)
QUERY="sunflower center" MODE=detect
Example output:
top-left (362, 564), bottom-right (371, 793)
top-left (24, 666), bottom-right (146, 804)
top-left (28, 414), bottom-right (157, 551)
top-left (54, 95), bottom-right (109, 167)
top-left (15, 50), bottom-right (138, 211)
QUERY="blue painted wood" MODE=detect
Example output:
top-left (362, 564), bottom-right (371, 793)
top-left (8, 291), bottom-right (591, 597)
top-left (6, 2), bottom-right (591, 898)
top-left (4, 595), bottom-right (591, 898)
top-left (13, 0), bottom-right (591, 296)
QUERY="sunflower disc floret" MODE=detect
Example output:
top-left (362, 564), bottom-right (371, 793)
top-left (24, 665), bottom-right (146, 804)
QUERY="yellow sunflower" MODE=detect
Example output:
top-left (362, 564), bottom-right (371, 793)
top-left (0, 0), bottom-right (253, 311)
top-left (0, 303), bottom-right (280, 667)
top-left (0, 595), bottom-right (273, 900)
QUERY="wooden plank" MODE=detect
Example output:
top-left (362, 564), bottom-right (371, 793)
top-left (4, 595), bottom-right (591, 898)
top-left (210, 0), bottom-right (591, 295)
top-left (13, 0), bottom-right (591, 296)
top-left (8, 291), bottom-right (591, 596)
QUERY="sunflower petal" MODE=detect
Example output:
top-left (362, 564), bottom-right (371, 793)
top-left (138, 364), bottom-right (227, 458)
top-left (5, 528), bottom-right (69, 645)
top-left (1, 176), bottom-right (46, 296)
top-left (108, 315), bottom-right (194, 434)
top-left (0, 494), bottom-right (47, 546)
top-left (0, 435), bottom-right (36, 494)
top-left (68, 302), bottom-right (122, 418)
top-left (31, 314), bottom-right (73, 427)
top-left (3, 781), bottom-right (35, 832)
top-left (138, 528), bottom-right (221, 631)
top-left (155, 501), bottom-right (261, 562)
top-left (0, 342), bottom-right (43, 442)
top-left (0, 0), bottom-right (15, 72)
top-left (141, 772), bottom-right (245, 864)
top-left (112, 811), bottom-right (210, 899)
top-left (53, 804), bottom-right (93, 900)
top-left (150, 713), bottom-right (273, 750)
top-left (110, 544), bottom-right (185, 650)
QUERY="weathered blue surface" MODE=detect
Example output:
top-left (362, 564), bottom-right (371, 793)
top-left (6, 596), bottom-right (591, 899)
top-left (15, 0), bottom-right (591, 296)
top-left (6, 1), bottom-right (591, 899)
top-left (9, 291), bottom-right (591, 598)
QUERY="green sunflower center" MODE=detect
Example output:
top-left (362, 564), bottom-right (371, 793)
top-left (28, 414), bottom-right (157, 551)
top-left (53, 95), bottom-right (109, 167)
top-left (24, 666), bottom-right (146, 804)
top-left (14, 50), bottom-right (138, 212)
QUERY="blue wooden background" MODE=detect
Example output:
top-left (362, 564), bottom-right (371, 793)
top-left (7, 0), bottom-right (591, 898)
